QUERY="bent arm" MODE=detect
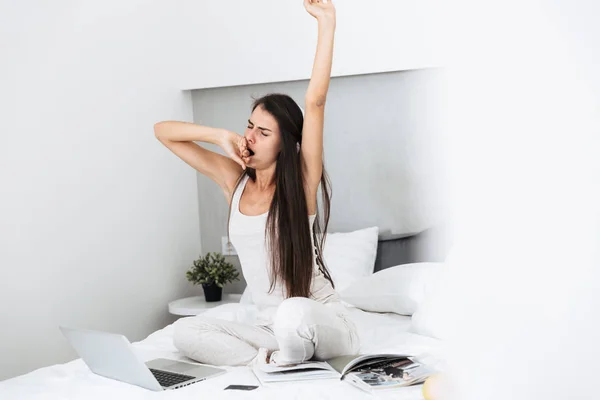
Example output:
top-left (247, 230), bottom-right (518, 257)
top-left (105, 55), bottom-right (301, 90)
top-left (154, 121), bottom-right (226, 143)
top-left (154, 121), bottom-right (243, 200)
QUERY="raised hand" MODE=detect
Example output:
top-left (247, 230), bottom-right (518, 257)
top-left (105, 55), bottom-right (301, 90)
top-left (303, 0), bottom-right (336, 24)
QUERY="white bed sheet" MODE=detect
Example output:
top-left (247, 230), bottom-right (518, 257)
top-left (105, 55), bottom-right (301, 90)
top-left (0, 303), bottom-right (442, 400)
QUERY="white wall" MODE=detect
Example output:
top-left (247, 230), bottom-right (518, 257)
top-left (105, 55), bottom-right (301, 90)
top-left (176, 0), bottom-right (443, 90)
top-left (0, 1), bottom-right (201, 380)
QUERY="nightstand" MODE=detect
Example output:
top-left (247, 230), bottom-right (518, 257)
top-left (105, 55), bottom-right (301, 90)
top-left (168, 294), bottom-right (243, 316)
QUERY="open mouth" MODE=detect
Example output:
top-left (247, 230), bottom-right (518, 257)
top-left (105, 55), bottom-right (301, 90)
top-left (248, 149), bottom-right (255, 157)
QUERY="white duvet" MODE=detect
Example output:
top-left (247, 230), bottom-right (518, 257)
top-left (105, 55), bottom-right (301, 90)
top-left (0, 304), bottom-right (442, 400)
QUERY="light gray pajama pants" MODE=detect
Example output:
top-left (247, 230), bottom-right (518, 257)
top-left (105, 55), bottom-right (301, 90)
top-left (172, 297), bottom-right (360, 366)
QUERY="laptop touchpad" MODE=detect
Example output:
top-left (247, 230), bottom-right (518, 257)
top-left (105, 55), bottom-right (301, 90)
top-left (165, 362), bottom-right (200, 373)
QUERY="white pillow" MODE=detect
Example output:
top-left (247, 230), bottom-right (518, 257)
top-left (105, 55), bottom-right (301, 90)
top-left (322, 226), bottom-right (379, 291)
top-left (338, 262), bottom-right (442, 315)
top-left (409, 273), bottom-right (449, 339)
top-left (409, 246), bottom-right (456, 339)
top-left (238, 226), bottom-right (378, 301)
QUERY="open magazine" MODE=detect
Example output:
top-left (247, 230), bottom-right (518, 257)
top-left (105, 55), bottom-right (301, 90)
top-left (253, 353), bottom-right (434, 391)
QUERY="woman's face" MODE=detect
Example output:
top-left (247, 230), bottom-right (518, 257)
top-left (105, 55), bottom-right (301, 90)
top-left (244, 105), bottom-right (281, 169)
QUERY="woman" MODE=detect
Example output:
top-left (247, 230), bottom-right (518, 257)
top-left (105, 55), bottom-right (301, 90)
top-left (154, 0), bottom-right (359, 367)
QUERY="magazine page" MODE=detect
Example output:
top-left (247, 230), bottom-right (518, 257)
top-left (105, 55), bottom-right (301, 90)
top-left (257, 360), bottom-right (335, 374)
top-left (345, 371), bottom-right (409, 391)
top-left (337, 353), bottom-right (414, 376)
top-left (342, 358), bottom-right (433, 391)
top-left (253, 362), bottom-right (340, 384)
top-left (344, 356), bottom-right (411, 374)
top-left (326, 355), bottom-right (362, 375)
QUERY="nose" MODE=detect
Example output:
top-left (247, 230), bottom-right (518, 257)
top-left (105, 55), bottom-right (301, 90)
top-left (246, 128), bottom-right (257, 144)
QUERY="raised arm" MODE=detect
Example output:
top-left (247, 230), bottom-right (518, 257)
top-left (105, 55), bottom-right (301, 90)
top-left (301, 0), bottom-right (336, 206)
top-left (154, 121), bottom-right (249, 201)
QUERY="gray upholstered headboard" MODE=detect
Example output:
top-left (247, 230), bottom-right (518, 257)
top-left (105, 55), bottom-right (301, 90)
top-left (374, 226), bottom-right (451, 272)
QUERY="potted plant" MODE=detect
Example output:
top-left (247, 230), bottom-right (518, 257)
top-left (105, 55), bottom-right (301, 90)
top-left (186, 252), bottom-right (240, 302)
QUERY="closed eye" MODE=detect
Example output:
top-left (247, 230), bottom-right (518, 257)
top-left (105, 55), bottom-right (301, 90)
top-left (248, 119), bottom-right (272, 136)
top-left (248, 125), bottom-right (268, 137)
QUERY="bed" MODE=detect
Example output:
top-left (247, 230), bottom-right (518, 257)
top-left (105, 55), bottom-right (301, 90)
top-left (0, 227), bottom-right (446, 400)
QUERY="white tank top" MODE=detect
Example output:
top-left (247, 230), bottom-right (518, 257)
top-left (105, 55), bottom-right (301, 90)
top-left (229, 174), bottom-right (340, 324)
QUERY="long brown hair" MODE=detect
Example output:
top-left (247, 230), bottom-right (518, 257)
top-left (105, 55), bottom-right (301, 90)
top-left (227, 93), bottom-right (334, 298)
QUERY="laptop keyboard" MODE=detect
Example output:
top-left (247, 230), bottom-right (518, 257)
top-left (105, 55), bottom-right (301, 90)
top-left (149, 368), bottom-right (195, 387)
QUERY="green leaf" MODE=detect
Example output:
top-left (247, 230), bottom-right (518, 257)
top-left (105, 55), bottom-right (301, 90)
top-left (185, 251), bottom-right (240, 287)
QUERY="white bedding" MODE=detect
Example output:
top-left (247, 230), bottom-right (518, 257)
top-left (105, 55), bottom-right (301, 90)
top-left (0, 304), bottom-right (442, 400)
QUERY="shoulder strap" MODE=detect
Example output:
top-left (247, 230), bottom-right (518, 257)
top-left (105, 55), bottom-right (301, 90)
top-left (230, 174), bottom-right (249, 211)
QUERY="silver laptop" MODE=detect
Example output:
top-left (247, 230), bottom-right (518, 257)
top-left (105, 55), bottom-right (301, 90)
top-left (60, 326), bottom-right (226, 391)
